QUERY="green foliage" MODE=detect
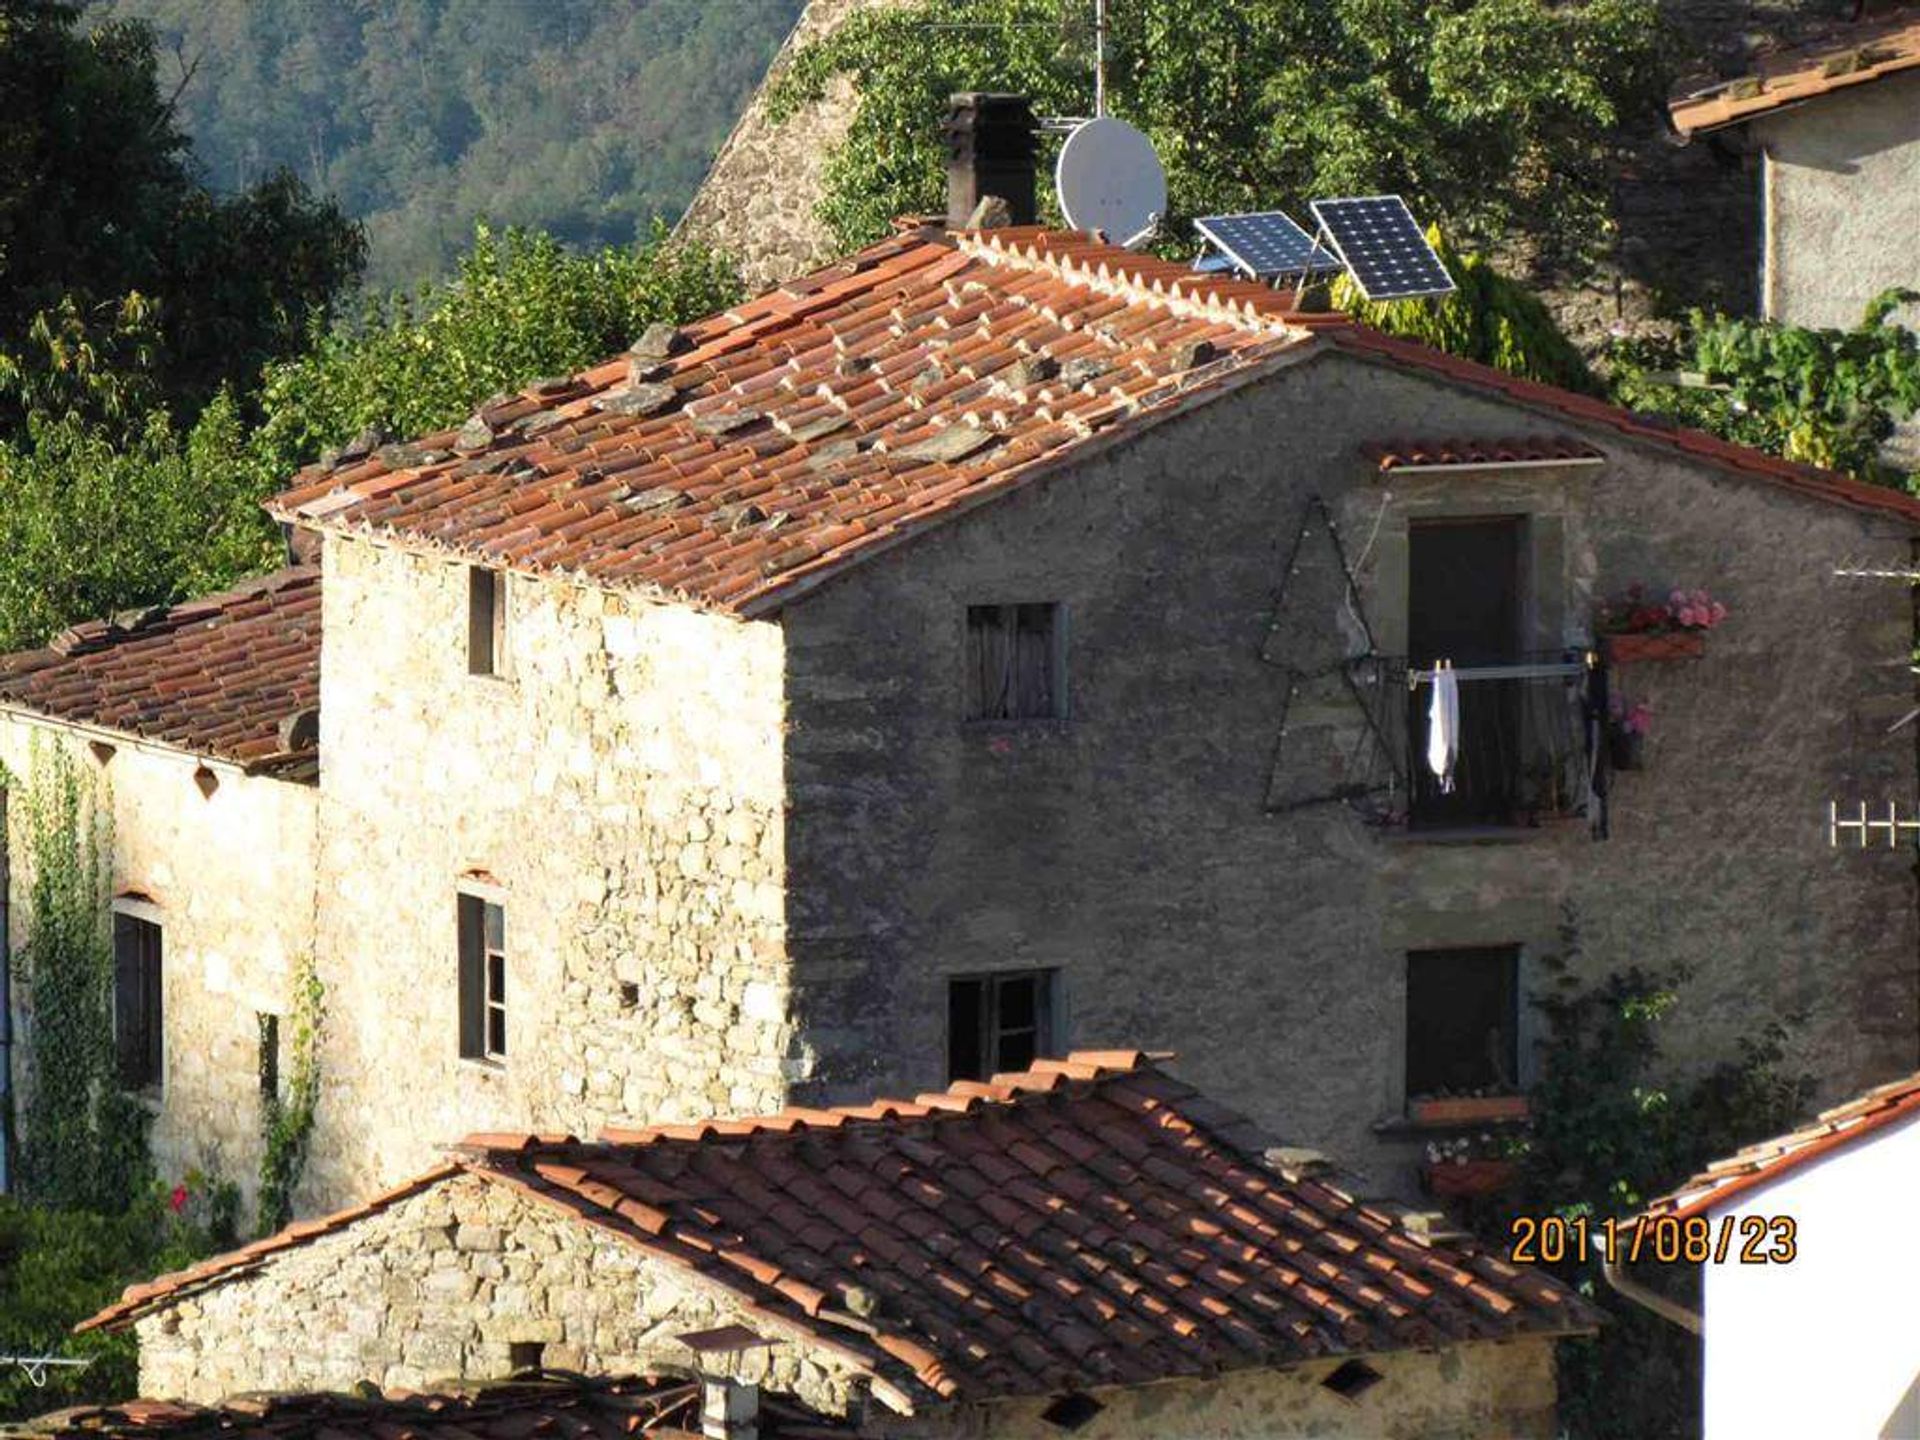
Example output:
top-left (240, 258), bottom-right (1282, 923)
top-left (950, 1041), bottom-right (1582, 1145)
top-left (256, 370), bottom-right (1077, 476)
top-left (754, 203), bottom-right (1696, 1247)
top-left (1608, 291), bottom-right (1920, 482)
top-left (1332, 228), bottom-right (1598, 392)
top-left (772, 0), bottom-right (1663, 268)
top-left (97, 0), bottom-right (801, 291)
top-left (0, 2), bottom-right (364, 430)
top-left (0, 398), bottom-right (281, 651)
top-left (0, 1188), bottom-right (223, 1422)
top-left (10, 742), bottom-right (150, 1211)
top-left (1459, 914), bottom-right (1815, 1440)
top-left (257, 957), bottom-right (324, 1234)
top-left (250, 222), bottom-right (742, 477)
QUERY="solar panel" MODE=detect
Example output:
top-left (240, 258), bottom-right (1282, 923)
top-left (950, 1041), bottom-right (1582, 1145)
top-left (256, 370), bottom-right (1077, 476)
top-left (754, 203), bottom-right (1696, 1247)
top-left (1308, 196), bottom-right (1455, 302)
top-left (1193, 211), bottom-right (1343, 281)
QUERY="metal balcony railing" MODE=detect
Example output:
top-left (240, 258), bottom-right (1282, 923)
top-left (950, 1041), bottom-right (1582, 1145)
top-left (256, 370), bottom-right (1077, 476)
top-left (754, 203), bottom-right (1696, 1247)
top-left (1382, 651), bottom-right (1601, 828)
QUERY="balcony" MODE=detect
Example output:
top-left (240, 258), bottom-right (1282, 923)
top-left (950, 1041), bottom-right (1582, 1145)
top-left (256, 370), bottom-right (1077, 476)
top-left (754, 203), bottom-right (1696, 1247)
top-left (1372, 652), bottom-right (1600, 832)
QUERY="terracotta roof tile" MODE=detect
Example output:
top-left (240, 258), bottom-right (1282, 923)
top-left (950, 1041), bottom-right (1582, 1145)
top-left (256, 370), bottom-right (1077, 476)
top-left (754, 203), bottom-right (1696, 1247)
top-left (1361, 435), bottom-right (1606, 472)
top-left (3, 1374), bottom-right (848, 1440)
top-left (82, 1055), bottom-right (1596, 1406)
top-left (0, 569), bottom-right (321, 780)
top-left (1633, 1069), bottom-right (1920, 1225)
top-left (1669, 7), bottom-right (1920, 135)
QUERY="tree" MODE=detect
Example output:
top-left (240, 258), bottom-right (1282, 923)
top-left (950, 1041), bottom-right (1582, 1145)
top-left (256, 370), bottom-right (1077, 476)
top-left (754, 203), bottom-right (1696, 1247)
top-left (771, 0), bottom-right (1663, 272)
top-left (0, 0), bottom-right (364, 430)
top-left (1607, 292), bottom-right (1920, 483)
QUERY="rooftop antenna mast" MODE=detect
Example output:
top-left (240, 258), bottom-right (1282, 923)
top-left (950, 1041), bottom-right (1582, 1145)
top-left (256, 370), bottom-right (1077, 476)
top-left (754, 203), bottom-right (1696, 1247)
top-left (1093, 0), bottom-right (1107, 118)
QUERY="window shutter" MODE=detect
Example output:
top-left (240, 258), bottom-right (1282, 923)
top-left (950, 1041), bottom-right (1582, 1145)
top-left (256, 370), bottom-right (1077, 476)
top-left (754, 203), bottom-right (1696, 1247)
top-left (458, 895), bottom-right (484, 1058)
top-left (113, 915), bottom-right (142, 1087)
top-left (141, 924), bottom-right (163, 1086)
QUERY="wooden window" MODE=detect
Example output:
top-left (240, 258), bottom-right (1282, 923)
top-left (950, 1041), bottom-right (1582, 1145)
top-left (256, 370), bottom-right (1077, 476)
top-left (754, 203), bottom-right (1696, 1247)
top-left (258, 1013), bottom-right (280, 1101)
top-left (965, 603), bottom-right (1063, 720)
top-left (458, 894), bottom-right (507, 1062)
top-left (112, 913), bottom-right (163, 1091)
top-left (468, 567), bottom-right (507, 677)
top-left (947, 969), bottom-right (1059, 1081)
top-left (1405, 946), bottom-right (1519, 1098)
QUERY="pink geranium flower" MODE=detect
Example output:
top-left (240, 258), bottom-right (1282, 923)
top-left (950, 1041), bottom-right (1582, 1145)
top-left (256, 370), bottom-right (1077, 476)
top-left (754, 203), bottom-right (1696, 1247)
top-left (169, 1184), bottom-right (188, 1213)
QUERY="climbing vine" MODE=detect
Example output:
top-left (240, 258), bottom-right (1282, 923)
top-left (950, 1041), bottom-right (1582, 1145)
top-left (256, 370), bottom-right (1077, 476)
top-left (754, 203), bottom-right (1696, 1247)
top-left (256, 954), bottom-right (323, 1233)
top-left (10, 741), bottom-right (149, 1211)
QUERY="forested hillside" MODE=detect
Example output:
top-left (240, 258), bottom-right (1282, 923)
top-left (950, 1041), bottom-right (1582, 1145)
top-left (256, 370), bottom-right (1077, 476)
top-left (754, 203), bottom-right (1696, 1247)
top-left (91, 0), bottom-right (800, 290)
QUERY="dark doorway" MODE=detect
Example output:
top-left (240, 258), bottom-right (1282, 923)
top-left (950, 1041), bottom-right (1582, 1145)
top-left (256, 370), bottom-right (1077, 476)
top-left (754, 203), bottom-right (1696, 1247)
top-left (1408, 518), bottom-right (1522, 823)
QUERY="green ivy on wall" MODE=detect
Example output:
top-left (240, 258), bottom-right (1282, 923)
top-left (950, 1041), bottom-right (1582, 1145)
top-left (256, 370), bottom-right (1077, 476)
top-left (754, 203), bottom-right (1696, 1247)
top-left (10, 741), bottom-right (149, 1211)
top-left (257, 955), bottom-right (324, 1233)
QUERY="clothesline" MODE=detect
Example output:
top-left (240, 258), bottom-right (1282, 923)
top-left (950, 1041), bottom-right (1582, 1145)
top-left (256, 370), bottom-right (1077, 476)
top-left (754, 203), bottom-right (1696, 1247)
top-left (1405, 655), bottom-right (1595, 691)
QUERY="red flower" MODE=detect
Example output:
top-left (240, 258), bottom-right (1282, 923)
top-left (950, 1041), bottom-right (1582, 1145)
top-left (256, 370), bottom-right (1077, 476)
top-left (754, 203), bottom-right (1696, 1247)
top-left (169, 1184), bottom-right (188, 1213)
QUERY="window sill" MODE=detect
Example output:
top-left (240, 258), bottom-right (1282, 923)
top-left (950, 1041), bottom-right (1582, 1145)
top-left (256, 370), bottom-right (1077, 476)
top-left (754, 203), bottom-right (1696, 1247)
top-left (458, 1056), bottom-right (507, 1076)
top-left (1375, 1099), bottom-right (1530, 1135)
top-left (123, 1087), bottom-right (165, 1114)
top-left (1379, 816), bottom-right (1586, 846)
top-left (465, 672), bottom-right (515, 691)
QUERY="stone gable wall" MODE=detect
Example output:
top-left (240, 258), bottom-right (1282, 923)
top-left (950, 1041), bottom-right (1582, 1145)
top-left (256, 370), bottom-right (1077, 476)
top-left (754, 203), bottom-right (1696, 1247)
top-left (304, 539), bottom-right (795, 1208)
top-left (0, 721), bottom-right (318, 1216)
top-left (132, 1171), bottom-right (864, 1411)
top-left (132, 1169), bottom-right (1560, 1439)
top-left (780, 348), bottom-right (1920, 1190)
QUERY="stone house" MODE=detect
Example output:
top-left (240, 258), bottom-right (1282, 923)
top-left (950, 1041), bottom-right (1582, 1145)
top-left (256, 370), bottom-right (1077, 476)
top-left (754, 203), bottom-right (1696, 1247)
top-left (79, 1054), bottom-right (1595, 1439)
top-left (1610, 1067), bottom-right (1920, 1439)
top-left (6, 132), bottom-right (1920, 1215)
top-left (1669, 6), bottom-right (1920, 335)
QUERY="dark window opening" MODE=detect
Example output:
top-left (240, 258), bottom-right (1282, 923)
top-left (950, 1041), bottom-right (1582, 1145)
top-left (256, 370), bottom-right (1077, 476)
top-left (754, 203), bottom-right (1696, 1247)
top-left (507, 1341), bottom-right (544, 1374)
top-left (113, 913), bottom-right (163, 1091)
top-left (1407, 518), bottom-right (1524, 824)
top-left (1405, 946), bottom-right (1519, 1099)
top-left (459, 894), bottom-right (507, 1062)
top-left (468, 567), bottom-right (506, 677)
top-left (1322, 1359), bottom-right (1383, 1401)
top-left (258, 1013), bottom-right (281, 1102)
top-left (947, 969), bottom-right (1059, 1081)
top-left (966, 603), bottom-right (1063, 720)
top-left (1039, 1394), bottom-right (1105, 1431)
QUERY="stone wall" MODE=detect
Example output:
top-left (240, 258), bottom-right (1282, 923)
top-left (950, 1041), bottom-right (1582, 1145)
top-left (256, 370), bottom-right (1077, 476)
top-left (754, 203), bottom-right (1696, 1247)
top-left (779, 346), bottom-right (1920, 1191)
top-left (133, 1167), bottom-right (1559, 1440)
top-left (674, 0), bottom-right (909, 292)
top-left (0, 721), bottom-right (318, 1214)
top-left (133, 1171), bottom-right (864, 1411)
top-left (305, 538), bottom-right (794, 1209)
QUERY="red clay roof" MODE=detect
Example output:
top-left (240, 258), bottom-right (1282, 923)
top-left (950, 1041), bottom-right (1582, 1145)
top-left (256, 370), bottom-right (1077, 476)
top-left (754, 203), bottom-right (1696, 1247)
top-left (3, 1374), bottom-right (850, 1440)
top-left (265, 226), bottom-right (1920, 621)
top-left (0, 569), bottom-right (321, 781)
top-left (1362, 435), bottom-right (1605, 472)
top-left (1669, 7), bottom-right (1920, 135)
top-left (82, 1053), bottom-right (1595, 1409)
top-left (1633, 1069), bottom-right (1920, 1226)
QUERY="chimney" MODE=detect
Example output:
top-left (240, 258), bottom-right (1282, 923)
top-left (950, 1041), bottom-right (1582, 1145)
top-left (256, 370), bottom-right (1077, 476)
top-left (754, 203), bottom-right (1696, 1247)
top-left (677, 1325), bottom-right (773, 1440)
top-left (945, 93), bottom-right (1037, 231)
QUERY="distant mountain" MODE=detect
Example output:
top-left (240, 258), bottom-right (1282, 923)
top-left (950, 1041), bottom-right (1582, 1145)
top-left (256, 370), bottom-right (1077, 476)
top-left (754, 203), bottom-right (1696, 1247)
top-left (94, 0), bottom-right (803, 292)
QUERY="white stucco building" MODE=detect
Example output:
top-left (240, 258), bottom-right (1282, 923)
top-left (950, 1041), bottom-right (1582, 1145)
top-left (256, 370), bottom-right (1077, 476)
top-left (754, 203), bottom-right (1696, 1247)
top-left (1616, 1070), bottom-right (1920, 1439)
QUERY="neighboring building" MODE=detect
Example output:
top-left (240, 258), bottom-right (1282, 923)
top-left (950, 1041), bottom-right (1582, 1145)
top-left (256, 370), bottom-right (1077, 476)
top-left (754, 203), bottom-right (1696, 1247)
top-left (1611, 1069), bottom-right (1920, 1440)
top-left (3, 1372), bottom-right (850, 1440)
top-left (1669, 8), bottom-right (1920, 332)
top-left (8, 121), bottom-right (1920, 1215)
top-left (80, 1054), bottom-right (1595, 1439)
top-left (0, 569), bottom-right (321, 1207)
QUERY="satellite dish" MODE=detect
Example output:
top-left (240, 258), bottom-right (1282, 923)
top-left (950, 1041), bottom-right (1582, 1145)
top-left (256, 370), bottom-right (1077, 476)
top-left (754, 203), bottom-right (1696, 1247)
top-left (1055, 117), bottom-right (1166, 248)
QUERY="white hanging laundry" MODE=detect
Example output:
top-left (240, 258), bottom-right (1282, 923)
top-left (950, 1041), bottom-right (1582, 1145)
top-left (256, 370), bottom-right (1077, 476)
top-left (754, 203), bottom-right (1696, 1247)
top-left (1427, 663), bottom-right (1460, 794)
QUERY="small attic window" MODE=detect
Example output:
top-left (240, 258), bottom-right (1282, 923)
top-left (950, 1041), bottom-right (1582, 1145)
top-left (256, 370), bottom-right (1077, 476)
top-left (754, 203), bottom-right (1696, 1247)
top-left (965, 603), bottom-right (1064, 720)
top-left (468, 567), bottom-right (507, 677)
top-left (1322, 1359), bottom-right (1383, 1401)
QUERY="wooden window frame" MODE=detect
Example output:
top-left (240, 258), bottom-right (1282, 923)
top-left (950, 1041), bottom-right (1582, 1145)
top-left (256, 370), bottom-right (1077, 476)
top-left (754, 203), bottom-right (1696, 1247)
top-left (111, 903), bottom-right (164, 1094)
top-left (946, 968), bottom-right (1061, 1082)
top-left (964, 602), bottom-right (1066, 722)
top-left (458, 892), bottom-right (507, 1064)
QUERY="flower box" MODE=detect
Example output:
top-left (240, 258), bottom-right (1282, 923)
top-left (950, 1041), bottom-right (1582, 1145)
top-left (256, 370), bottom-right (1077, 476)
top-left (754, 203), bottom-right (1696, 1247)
top-left (1603, 631), bottom-right (1706, 664)
top-left (1422, 1158), bottom-right (1517, 1198)
top-left (1408, 1094), bottom-right (1531, 1127)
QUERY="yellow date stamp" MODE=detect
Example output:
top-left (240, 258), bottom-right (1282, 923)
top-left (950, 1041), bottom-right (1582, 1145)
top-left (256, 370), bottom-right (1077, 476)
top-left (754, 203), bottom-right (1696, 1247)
top-left (1509, 1214), bottom-right (1797, 1266)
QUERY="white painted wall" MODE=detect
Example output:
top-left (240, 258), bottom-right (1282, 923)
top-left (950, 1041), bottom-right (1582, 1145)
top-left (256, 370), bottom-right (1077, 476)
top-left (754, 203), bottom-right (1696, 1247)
top-left (1702, 1107), bottom-right (1920, 1439)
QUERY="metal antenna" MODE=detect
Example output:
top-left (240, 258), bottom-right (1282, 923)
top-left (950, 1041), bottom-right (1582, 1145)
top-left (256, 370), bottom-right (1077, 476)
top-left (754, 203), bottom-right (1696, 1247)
top-left (1094, 0), bottom-right (1108, 117)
